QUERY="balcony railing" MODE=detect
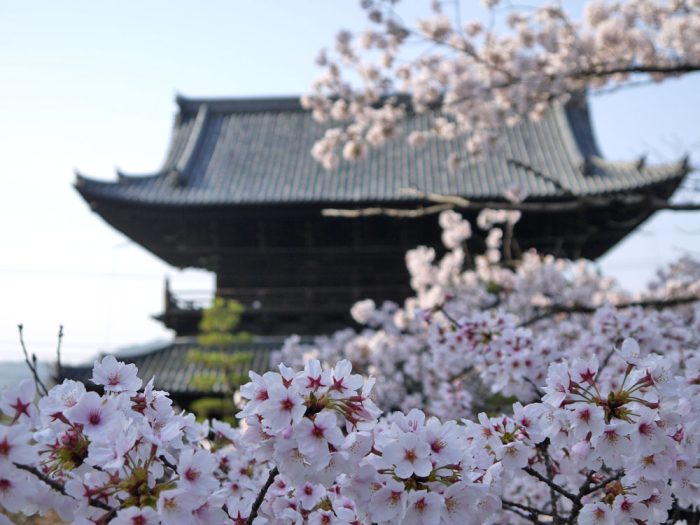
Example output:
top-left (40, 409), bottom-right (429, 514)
top-left (165, 285), bottom-right (409, 314)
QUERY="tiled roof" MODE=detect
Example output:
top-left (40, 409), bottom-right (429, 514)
top-left (59, 338), bottom-right (280, 395)
top-left (74, 96), bottom-right (687, 205)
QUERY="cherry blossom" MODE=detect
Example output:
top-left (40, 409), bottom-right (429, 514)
top-left (304, 0), bottom-right (700, 167)
top-left (0, 209), bottom-right (698, 524)
top-left (65, 390), bottom-right (118, 437)
top-left (0, 378), bottom-right (38, 424)
top-left (91, 355), bottom-right (142, 393)
top-left (0, 424), bottom-right (36, 465)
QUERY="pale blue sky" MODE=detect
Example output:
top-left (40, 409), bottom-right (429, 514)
top-left (0, 1), bottom-right (697, 363)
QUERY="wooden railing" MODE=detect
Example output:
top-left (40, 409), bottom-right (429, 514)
top-left (167, 285), bottom-right (409, 314)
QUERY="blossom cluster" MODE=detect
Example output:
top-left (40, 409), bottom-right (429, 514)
top-left (276, 209), bottom-right (698, 417)
top-left (272, 209), bottom-right (700, 522)
top-left (0, 354), bottom-right (507, 525)
top-left (2, 340), bottom-right (698, 524)
top-left (302, 0), bottom-right (700, 168)
top-left (1, 207), bottom-right (698, 523)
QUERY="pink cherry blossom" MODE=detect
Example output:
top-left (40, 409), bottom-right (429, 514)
top-left (92, 355), bottom-right (142, 393)
top-left (0, 379), bottom-right (38, 424)
top-left (65, 390), bottom-right (118, 437)
top-left (0, 206), bottom-right (698, 525)
top-left (111, 506), bottom-right (159, 525)
top-left (177, 449), bottom-right (219, 494)
top-left (0, 424), bottom-right (36, 465)
top-left (382, 432), bottom-right (433, 479)
top-left (259, 384), bottom-right (306, 432)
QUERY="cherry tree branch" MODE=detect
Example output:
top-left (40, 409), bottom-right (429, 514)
top-left (501, 499), bottom-right (551, 524)
top-left (308, 0), bottom-right (700, 170)
top-left (579, 63), bottom-right (700, 78)
top-left (522, 466), bottom-right (578, 502)
top-left (567, 471), bottom-right (624, 524)
top-left (246, 467), bottom-right (278, 525)
top-left (14, 462), bottom-right (114, 512)
top-left (539, 442), bottom-right (562, 522)
top-left (158, 455), bottom-right (178, 473)
top-left (322, 188), bottom-right (700, 219)
top-left (55, 325), bottom-right (64, 386)
top-left (17, 324), bottom-right (49, 396)
top-left (579, 471), bottom-right (624, 497)
top-left (322, 202), bottom-right (454, 218)
top-left (520, 294), bottom-right (700, 327)
top-left (444, 63), bottom-right (700, 109)
top-left (666, 500), bottom-right (700, 525)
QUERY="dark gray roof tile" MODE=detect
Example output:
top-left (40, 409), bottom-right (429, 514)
top-left (59, 338), bottom-right (281, 395)
top-left (75, 96), bottom-right (687, 205)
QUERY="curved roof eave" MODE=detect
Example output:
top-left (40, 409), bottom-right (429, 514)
top-left (73, 162), bottom-right (688, 209)
top-left (73, 95), bottom-right (690, 208)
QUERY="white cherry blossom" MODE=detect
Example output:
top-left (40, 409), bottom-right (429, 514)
top-left (91, 355), bottom-right (142, 393)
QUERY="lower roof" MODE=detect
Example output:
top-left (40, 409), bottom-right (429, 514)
top-left (58, 337), bottom-right (283, 396)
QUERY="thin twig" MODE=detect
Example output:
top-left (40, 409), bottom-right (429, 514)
top-left (599, 348), bottom-right (616, 373)
top-left (437, 306), bottom-right (461, 328)
top-left (523, 377), bottom-right (544, 399)
top-left (246, 467), bottom-right (278, 525)
top-left (503, 220), bottom-right (515, 263)
top-left (159, 455), bottom-right (178, 473)
top-left (540, 442), bottom-right (562, 523)
top-left (502, 499), bottom-right (553, 518)
top-left (14, 462), bottom-right (113, 512)
top-left (567, 470), bottom-right (623, 524)
top-left (17, 324), bottom-right (49, 396)
top-left (501, 502), bottom-right (535, 522)
top-left (566, 470), bottom-right (595, 524)
top-left (579, 471), bottom-right (623, 497)
top-left (520, 295), bottom-right (700, 327)
top-left (55, 325), bottom-right (64, 384)
top-left (522, 466), bottom-right (577, 502)
top-left (502, 500), bottom-right (548, 523)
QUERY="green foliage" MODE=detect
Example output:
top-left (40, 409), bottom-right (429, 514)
top-left (187, 298), bottom-right (253, 423)
top-left (485, 281), bottom-right (502, 294)
top-left (186, 352), bottom-right (252, 392)
top-left (197, 297), bottom-right (252, 347)
top-left (483, 393), bottom-right (518, 416)
top-left (190, 397), bottom-right (238, 424)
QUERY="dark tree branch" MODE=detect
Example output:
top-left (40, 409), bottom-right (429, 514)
top-left (502, 499), bottom-right (550, 524)
top-left (55, 325), bottom-right (64, 385)
top-left (579, 471), bottom-right (624, 497)
top-left (652, 201), bottom-right (700, 211)
top-left (524, 377), bottom-right (545, 399)
top-left (665, 499), bottom-right (700, 525)
top-left (14, 462), bottom-right (113, 512)
top-left (502, 499), bottom-right (553, 516)
top-left (443, 64), bottom-right (700, 108)
top-left (246, 467), bottom-right (278, 525)
top-left (583, 63), bottom-right (700, 78)
top-left (522, 466), bottom-right (578, 502)
top-left (159, 455), bottom-right (178, 473)
top-left (437, 305), bottom-right (461, 328)
top-left (520, 295), bottom-right (700, 327)
top-left (17, 324), bottom-right (49, 396)
top-left (539, 441), bottom-right (563, 523)
top-left (567, 470), bottom-right (624, 524)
